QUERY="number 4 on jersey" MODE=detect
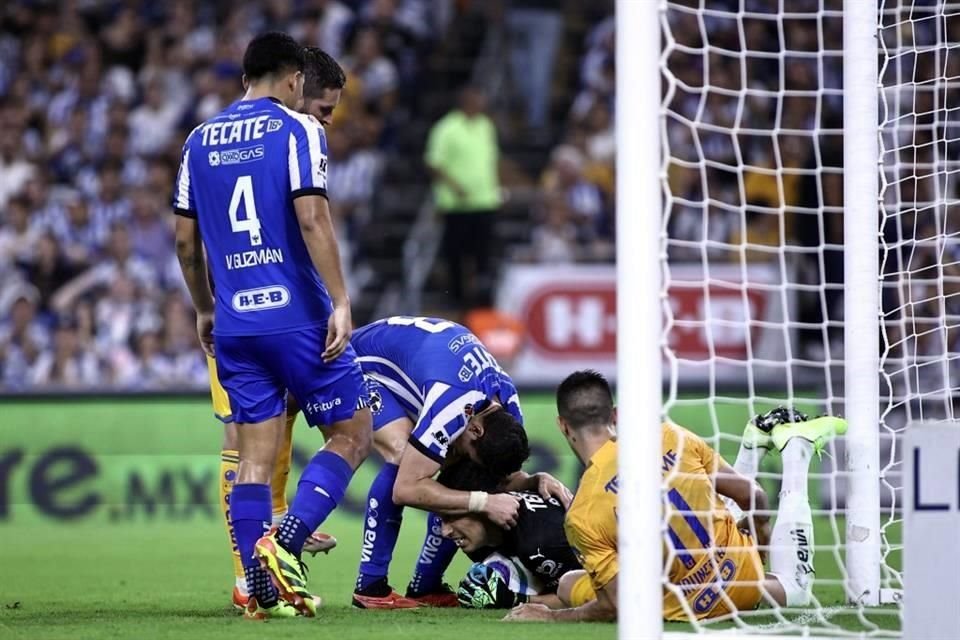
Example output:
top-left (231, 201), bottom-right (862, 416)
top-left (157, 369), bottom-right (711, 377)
top-left (228, 175), bottom-right (262, 246)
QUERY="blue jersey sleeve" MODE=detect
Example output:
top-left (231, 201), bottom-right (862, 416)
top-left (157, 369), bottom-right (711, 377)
top-left (409, 382), bottom-right (487, 463)
top-left (172, 142), bottom-right (196, 217)
top-left (287, 115), bottom-right (328, 199)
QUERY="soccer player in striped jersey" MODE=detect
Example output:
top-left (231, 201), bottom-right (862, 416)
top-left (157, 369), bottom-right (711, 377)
top-left (206, 45), bottom-right (347, 612)
top-left (505, 371), bottom-right (847, 623)
top-left (174, 32), bottom-right (371, 619)
top-left (350, 316), bottom-right (572, 609)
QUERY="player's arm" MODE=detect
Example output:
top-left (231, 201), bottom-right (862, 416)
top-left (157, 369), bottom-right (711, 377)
top-left (713, 455), bottom-right (771, 548)
top-left (501, 471), bottom-right (574, 508)
top-left (288, 117), bottom-right (351, 362)
top-left (503, 576), bottom-right (617, 622)
top-left (293, 194), bottom-right (351, 361)
top-left (393, 444), bottom-right (520, 527)
top-left (172, 140), bottom-right (214, 357)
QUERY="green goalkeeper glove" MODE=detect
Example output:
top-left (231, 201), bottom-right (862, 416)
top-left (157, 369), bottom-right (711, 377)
top-left (457, 563), bottom-right (529, 609)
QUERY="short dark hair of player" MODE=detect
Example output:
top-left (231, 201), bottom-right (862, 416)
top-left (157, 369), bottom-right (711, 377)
top-left (556, 369), bottom-right (615, 431)
top-left (474, 408), bottom-right (530, 479)
top-left (242, 31), bottom-right (305, 81)
top-left (303, 46), bottom-right (346, 98)
top-left (437, 458), bottom-right (502, 493)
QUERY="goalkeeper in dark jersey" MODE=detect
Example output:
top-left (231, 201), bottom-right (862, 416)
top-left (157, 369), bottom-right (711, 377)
top-left (437, 461), bottom-right (582, 609)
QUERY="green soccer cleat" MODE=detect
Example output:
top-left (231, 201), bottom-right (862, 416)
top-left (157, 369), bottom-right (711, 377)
top-left (254, 534), bottom-right (318, 617)
top-left (744, 406), bottom-right (811, 451)
top-left (243, 596), bottom-right (302, 620)
top-left (771, 415), bottom-right (848, 456)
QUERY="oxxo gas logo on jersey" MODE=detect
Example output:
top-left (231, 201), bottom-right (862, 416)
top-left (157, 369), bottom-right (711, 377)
top-left (232, 285), bottom-right (290, 312)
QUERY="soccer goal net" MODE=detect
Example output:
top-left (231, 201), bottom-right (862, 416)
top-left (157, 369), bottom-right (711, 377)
top-left (617, 0), bottom-right (960, 637)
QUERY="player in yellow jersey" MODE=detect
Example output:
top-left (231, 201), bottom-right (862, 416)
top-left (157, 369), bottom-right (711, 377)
top-left (505, 370), bottom-right (846, 622)
top-left (210, 46), bottom-right (345, 611)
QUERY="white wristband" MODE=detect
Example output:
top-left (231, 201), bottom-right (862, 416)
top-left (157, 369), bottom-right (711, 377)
top-left (468, 491), bottom-right (489, 513)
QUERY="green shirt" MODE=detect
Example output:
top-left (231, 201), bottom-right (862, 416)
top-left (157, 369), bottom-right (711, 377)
top-left (424, 110), bottom-right (501, 212)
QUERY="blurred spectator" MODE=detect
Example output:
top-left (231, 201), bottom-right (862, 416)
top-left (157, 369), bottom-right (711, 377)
top-left (529, 195), bottom-right (579, 264)
top-left (0, 290), bottom-right (49, 388)
top-left (40, 190), bottom-right (108, 267)
top-left (0, 196), bottom-right (42, 272)
top-left (15, 233), bottom-right (81, 313)
top-left (0, 123), bottom-right (35, 209)
top-left (542, 145), bottom-right (606, 240)
top-left (293, 2), bottom-right (354, 59)
top-left (128, 188), bottom-right (174, 271)
top-left (507, 0), bottom-right (563, 132)
top-left (343, 27), bottom-right (398, 112)
top-left (128, 77), bottom-right (185, 155)
top-left (29, 315), bottom-right (100, 388)
top-left (425, 86), bottom-right (502, 308)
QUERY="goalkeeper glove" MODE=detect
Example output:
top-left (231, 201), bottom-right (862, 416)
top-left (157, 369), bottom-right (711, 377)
top-left (457, 563), bottom-right (529, 609)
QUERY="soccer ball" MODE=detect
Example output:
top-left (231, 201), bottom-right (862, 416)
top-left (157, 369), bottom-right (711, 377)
top-left (481, 552), bottom-right (544, 596)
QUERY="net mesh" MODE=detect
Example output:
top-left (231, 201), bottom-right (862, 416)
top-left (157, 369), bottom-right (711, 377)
top-left (655, 0), bottom-right (940, 635)
top-left (878, 0), bottom-right (960, 612)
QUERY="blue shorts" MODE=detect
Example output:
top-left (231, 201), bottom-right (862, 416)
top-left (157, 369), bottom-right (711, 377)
top-left (215, 326), bottom-right (368, 428)
top-left (365, 376), bottom-right (409, 430)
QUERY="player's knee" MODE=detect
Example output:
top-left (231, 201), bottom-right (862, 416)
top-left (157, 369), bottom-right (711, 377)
top-left (222, 422), bottom-right (239, 451)
top-left (373, 431), bottom-right (406, 465)
top-left (557, 571), bottom-right (584, 607)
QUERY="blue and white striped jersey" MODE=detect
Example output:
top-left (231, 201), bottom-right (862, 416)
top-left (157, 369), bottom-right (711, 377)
top-left (352, 316), bottom-right (523, 463)
top-left (172, 97), bottom-right (333, 336)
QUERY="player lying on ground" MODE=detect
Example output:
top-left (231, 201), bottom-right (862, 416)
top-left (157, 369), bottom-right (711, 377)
top-left (350, 316), bottom-right (573, 609)
top-left (504, 370), bottom-right (847, 622)
top-left (433, 460), bottom-right (583, 610)
top-left (174, 32), bottom-right (372, 620)
top-left (208, 44), bottom-right (345, 612)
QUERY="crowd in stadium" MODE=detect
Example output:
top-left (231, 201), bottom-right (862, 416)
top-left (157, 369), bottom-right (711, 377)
top-left (2, 0), bottom-right (946, 391)
top-left (0, 0), bottom-right (432, 389)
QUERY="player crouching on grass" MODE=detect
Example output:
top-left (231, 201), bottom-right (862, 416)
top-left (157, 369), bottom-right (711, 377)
top-left (434, 460), bottom-right (583, 610)
top-left (504, 370), bottom-right (848, 623)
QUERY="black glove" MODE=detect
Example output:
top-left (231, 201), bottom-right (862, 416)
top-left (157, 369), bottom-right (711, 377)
top-left (457, 562), bottom-right (528, 609)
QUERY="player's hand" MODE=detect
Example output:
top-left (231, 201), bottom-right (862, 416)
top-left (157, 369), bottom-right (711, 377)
top-left (502, 602), bottom-right (553, 622)
top-left (323, 302), bottom-right (352, 363)
top-left (535, 472), bottom-right (574, 509)
top-left (484, 493), bottom-right (520, 529)
top-left (196, 311), bottom-right (214, 358)
top-left (458, 563), bottom-right (524, 609)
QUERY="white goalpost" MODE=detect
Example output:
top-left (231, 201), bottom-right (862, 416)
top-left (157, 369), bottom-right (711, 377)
top-left (615, 0), bottom-right (960, 637)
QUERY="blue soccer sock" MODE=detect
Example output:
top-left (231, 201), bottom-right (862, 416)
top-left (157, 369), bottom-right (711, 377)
top-left (407, 512), bottom-right (459, 596)
top-left (356, 463), bottom-right (404, 594)
top-left (231, 483), bottom-right (278, 606)
top-left (276, 450), bottom-right (353, 556)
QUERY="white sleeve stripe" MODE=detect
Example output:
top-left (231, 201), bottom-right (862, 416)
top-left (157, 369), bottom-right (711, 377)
top-left (288, 132), bottom-right (301, 191)
top-left (176, 147), bottom-right (191, 209)
top-left (368, 372), bottom-right (423, 412)
top-left (357, 356), bottom-right (423, 401)
top-left (421, 389), bottom-right (486, 437)
top-left (277, 104), bottom-right (326, 189)
top-left (419, 381), bottom-right (452, 418)
top-left (303, 119), bottom-right (323, 188)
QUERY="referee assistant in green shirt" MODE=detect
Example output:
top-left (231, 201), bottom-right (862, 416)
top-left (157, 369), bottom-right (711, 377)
top-left (424, 86), bottom-right (502, 310)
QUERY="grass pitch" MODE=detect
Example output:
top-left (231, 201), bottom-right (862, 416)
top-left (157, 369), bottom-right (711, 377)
top-left (0, 394), bottom-right (900, 638)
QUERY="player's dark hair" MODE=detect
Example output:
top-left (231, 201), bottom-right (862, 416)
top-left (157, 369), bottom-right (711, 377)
top-left (242, 31), bottom-right (305, 81)
top-left (474, 408), bottom-right (529, 479)
top-left (437, 458), bottom-right (501, 493)
top-left (556, 369), bottom-right (614, 431)
top-left (303, 46), bottom-right (346, 97)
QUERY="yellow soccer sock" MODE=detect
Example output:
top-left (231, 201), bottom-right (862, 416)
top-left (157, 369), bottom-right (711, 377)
top-left (219, 449), bottom-right (245, 589)
top-left (271, 413), bottom-right (296, 525)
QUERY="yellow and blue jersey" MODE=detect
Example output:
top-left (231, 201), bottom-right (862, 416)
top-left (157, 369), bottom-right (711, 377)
top-left (563, 425), bottom-right (763, 621)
